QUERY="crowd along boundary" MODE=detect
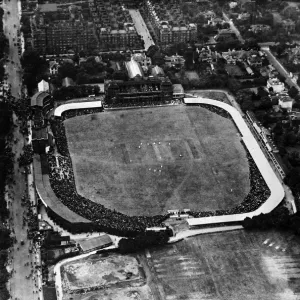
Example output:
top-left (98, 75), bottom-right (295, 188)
top-left (184, 97), bottom-right (285, 227)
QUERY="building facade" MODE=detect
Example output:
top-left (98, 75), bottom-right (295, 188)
top-left (144, 0), bottom-right (197, 46)
top-left (104, 78), bottom-right (173, 105)
top-left (31, 4), bottom-right (99, 54)
top-left (89, 0), bottom-right (143, 51)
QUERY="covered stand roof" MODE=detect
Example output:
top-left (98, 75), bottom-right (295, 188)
top-left (31, 91), bottom-right (50, 107)
top-left (32, 128), bottom-right (48, 140)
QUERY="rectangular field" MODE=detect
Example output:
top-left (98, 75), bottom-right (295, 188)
top-left (146, 229), bottom-right (300, 300)
top-left (64, 105), bottom-right (250, 216)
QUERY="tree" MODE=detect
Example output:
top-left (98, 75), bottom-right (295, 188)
top-left (58, 62), bottom-right (77, 80)
top-left (285, 167), bottom-right (300, 188)
top-left (146, 45), bottom-right (159, 58)
top-left (227, 77), bottom-right (241, 93)
top-left (0, 33), bottom-right (8, 60)
top-left (0, 228), bottom-right (11, 250)
top-left (287, 151), bottom-right (300, 167)
top-left (152, 51), bottom-right (165, 66)
top-left (288, 86), bottom-right (299, 99)
top-left (112, 71), bottom-right (128, 81)
top-left (76, 72), bottom-right (90, 84)
top-left (79, 50), bottom-right (86, 57)
top-left (256, 0), bottom-right (268, 6)
top-left (241, 99), bottom-right (254, 112)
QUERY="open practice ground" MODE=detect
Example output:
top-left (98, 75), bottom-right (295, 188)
top-left (59, 229), bottom-right (300, 300)
top-left (145, 229), bottom-right (300, 300)
top-left (65, 105), bottom-right (250, 216)
top-left (61, 253), bottom-right (152, 300)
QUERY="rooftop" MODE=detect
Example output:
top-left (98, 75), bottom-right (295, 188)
top-left (125, 59), bottom-right (144, 79)
top-left (38, 3), bottom-right (58, 13)
top-left (78, 235), bottom-right (113, 252)
top-left (31, 91), bottom-right (50, 107)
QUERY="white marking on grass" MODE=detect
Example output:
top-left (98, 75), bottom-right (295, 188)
top-left (269, 243), bottom-right (274, 247)
top-left (263, 239), bottom-right (269, 245)
top-left (275, 246), bottom-right (280, 250)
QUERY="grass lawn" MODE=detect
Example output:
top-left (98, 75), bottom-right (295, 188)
top-left (147, 229), bottom-right (300, 300)
top-left (65, 105), bottom-right (249, 216)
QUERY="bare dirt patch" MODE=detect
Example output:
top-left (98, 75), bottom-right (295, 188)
top-left (61, 253), bottom-right (153, 300)
top-left (62, 253), bottom-right (142, 291)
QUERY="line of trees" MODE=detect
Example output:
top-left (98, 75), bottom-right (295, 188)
top-left (242, 206), bottom-right (300, 234)
top-left (0, 7), bottom-right (8, 82)
top-left (118, 230), bottom-right (172, 254)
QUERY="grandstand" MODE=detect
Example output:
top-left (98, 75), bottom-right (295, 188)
top-left (104, 78), bottom-right (173, 105)
top-left (33, 154), bottom-right (94, 233)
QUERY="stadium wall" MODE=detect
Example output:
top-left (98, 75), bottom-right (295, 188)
top-left (54, 100), bottom-right (103, 117)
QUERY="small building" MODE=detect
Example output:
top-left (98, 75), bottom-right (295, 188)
top-left (132, 53), bottom-right (152, 68)
top-left (151, 65), bottom-right (165, 77)
top-left (38, 3), bottom-right (58, 13)
top-left (203, 10), bottom-right (216, 20)
top-left (62, 77), bottom-right (75, 87)
top-left (49, 61), bottom-right (59, 75)
top-left (237, 12), bottom-right (250, 21)
top-left (78, 235), bottom-right (113, 253)
top-left (249, 24), bottom-right (271, 33)
top-left (164, 55), bottom-right (185, 68)
top-left (267, 78), bottom-right (285, 93)
top-left (172, 84), bottom-right (184, 100)
top-left (208, 17), bottom-right (223, 26)
top-left (214, 29), bottom-right (236, 43)
top-left (32, 128), bottom-right (52, 153)
top-left (279, 96), bottom-right (293, 111)
top-left (125, 58), bottom-right (144, 79)
top-left (247, 55), bottom-right (262, 68)
top-left (281, 19), bottom-right (295, 33)
top-left (38, 80), bottom-right (50, 92)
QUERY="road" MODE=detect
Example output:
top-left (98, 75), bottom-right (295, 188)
top-left (261, 46), bottom-right (300, 92)
top-left (2, 1), bottom-right (43, 300)
top-left (222, 11), bottom-right (245, 44)
top-left (129, 9), bottom-right (155, 51)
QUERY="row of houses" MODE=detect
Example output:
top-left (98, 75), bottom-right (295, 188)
top-left (31, 3), bottom-right (99, 55)
top-left (31, 0), bottom-right (144, 55)
top-left (88, 0), bottom-right (144, 51)
top-left (144, 0), bottom-right (198, 46)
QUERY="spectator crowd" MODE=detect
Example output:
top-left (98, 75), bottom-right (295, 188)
top-left (49, 108), bottom-right (168, 236)
top-left (104, 98), bottom-right (175, 109)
